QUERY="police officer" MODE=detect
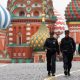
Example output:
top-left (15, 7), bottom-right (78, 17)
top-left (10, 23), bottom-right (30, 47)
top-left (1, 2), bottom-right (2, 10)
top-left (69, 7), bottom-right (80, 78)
top-left (44, 31), bottom-right (59, 76)
top-left (60, 30), bottom-right (76, 76)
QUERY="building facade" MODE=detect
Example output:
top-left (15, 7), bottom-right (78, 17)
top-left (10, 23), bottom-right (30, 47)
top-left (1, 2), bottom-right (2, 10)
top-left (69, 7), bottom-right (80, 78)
top-left (0, 5), bottom-right (11, 63)
top-left (7, 0), bottom-right (56, 63)
top-left (65, 0), bottom-right (80, 44)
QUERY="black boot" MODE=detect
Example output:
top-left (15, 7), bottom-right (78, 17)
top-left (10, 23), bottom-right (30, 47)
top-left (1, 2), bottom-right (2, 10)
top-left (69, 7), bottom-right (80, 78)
top-left (52, 73), bottom-right (55, 76)
top-left (68, 69), bottom-right (71, 76)
top-left (64, 69), bottom-right (67, 76)
top-left (68, 72), bottom-right (70, 76)
top-left (48, 71), bottom-right (50, 76)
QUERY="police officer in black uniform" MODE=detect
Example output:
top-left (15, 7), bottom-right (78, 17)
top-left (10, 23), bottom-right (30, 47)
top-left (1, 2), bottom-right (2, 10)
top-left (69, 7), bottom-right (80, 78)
top-left (60, 30), bottom-right (76, 76)
top-left (44, 32), bottom-right (59, 76)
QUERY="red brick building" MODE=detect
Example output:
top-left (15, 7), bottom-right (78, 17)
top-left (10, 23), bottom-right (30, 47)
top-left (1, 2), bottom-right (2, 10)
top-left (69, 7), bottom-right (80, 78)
top-left (0, 5), bottom-right (11, 63)
top-left (7, 0), bottom-right (56, 63)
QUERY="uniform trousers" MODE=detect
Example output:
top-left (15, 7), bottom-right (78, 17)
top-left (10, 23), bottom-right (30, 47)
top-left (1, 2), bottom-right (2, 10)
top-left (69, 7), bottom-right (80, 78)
top-left (62, 52), bottom-right (73, 72)
top-left (46, 52), bottom-right (56, 74)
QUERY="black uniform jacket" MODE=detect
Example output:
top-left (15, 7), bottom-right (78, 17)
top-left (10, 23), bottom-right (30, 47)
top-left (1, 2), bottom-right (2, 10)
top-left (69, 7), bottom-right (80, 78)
top-left (44, 37), bottom-right (59, 54)
top-left (60, 37), bottom-right (76, 53)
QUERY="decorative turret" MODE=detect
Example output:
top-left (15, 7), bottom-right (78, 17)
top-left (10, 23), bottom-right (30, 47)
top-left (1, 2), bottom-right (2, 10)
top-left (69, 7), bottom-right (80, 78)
top-left (65, 0), bottom-right (80, 44)
top-left (0, 5), bottom-right (11, 29)
top-left (30, 0), bottom-right (50, 51)
top-left (0, 5), bottom-right (11, 50)
top-left (7, 0), bottom-right (56, 63)
top-left (7, 0), bottom-right (56, 21)
top-left (0, 5), bottom-right (11, 63)
top-left (65, 0), bottom-right (80, 22)
top-left (54, 9), bottom-right (65, 39)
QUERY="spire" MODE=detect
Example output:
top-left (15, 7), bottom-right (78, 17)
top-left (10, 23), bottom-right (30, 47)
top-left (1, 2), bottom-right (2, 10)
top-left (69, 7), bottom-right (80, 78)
top-left (42, 0), bottom-right (46, 22)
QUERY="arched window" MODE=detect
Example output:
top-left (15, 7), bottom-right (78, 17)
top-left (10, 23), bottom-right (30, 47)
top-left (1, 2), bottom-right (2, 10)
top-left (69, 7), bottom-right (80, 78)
top-left (33, 11), bottom-right (39, 16)
top-left (17, 32), bottom-right (22, 45)
top-left (19, 36), bottom-right (21, 45)
top-left (19, 11), bottom-right (25, 16)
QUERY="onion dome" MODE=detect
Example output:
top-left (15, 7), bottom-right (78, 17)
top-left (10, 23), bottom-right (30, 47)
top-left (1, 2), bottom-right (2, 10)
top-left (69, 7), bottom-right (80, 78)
top-left (65, 0), bottom-right (80, 21)
top-left (54, 9), bottom-right (65, 34)
top-left (30, 22), bottom-right (49, 51)
top-left (0, 5), bottom-right (11, 29)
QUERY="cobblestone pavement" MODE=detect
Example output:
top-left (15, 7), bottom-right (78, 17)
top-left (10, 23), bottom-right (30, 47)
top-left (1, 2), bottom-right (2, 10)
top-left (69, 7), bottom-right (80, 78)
top-left (0, 62), bottom-right (80, 80)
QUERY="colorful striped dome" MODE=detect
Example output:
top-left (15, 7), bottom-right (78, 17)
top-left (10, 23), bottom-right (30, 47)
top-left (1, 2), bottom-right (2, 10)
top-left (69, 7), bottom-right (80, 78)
top-left (0, 5), bottom-right (11, 29)
top-left (65, 0), bottom-right (80, 21)
top-left (54, 9), bottom-right (65, 34)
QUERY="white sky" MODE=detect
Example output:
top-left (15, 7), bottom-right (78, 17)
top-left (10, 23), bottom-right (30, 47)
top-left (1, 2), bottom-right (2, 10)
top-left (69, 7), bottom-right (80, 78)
top-left (0, 0), bottom-right (71, 41)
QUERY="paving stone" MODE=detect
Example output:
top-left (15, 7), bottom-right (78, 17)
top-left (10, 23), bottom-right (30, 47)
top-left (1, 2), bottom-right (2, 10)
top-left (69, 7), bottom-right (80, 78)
top-left (0, 62), bottom-right (79, 80)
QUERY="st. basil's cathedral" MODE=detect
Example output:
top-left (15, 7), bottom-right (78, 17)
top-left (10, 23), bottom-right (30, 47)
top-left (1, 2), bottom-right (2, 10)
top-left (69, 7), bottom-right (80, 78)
top-left (0, 0), bottom-right (80, 63)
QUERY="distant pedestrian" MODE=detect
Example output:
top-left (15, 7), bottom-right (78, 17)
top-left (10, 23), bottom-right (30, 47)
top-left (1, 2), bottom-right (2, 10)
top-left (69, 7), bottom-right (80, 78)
top-left (60, 30), bottom-right (76, 76)
top-left (44, 31), bottom-right (59, 76)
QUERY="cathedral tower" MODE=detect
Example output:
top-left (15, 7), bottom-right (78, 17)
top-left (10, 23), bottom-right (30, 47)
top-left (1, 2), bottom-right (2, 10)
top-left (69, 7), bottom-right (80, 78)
top-left (7, 0), bottom-right (56, 63)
